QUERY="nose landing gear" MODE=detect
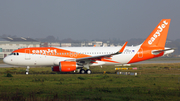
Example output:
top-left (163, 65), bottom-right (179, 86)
top-left (26, 66), bottom-right (30, 75)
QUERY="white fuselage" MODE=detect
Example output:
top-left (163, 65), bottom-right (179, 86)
top-left (3, 46), bottom-right (141, 66)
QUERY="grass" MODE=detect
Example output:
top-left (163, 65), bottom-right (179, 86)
top-left (0, 63), bottom-right (180, 100)
top-left (0, 74), bottom-right (180, 100)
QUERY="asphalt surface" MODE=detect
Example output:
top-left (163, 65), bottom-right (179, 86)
top-left (0, 64), bottom-right (18, 68)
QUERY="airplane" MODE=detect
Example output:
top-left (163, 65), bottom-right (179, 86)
top-left (3, 19), bottom-right (174, 74)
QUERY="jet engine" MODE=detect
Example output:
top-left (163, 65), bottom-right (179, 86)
top-left (51, 61), bottom-right (77, 72)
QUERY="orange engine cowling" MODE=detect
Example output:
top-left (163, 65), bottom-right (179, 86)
top-left (52, 61), bottom-right (77, 72)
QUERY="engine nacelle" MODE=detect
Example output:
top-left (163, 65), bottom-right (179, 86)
top-left (52, 61), bottom-right (77, 72)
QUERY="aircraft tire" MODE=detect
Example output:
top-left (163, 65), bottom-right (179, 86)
top-left (86, 69), bottom-right (92, 74)
top-left (80, 69), bottom-right (85, 74)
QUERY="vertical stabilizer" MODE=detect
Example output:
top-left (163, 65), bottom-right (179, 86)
top-left (141, 19), bottom-right (171, 48)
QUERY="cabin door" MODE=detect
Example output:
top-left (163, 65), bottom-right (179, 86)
top-left (25, 49), bottom-right (31, 60)
top-left (138, 48), bottom-right (143, 58)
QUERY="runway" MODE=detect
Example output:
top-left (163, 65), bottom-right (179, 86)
top-left (0, 64), bottom-right (18, 68)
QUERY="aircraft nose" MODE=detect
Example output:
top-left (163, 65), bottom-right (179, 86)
top-left (3, 57), bottom-right (8, 63)
top-left (3, 57), bottom-right (11, 64)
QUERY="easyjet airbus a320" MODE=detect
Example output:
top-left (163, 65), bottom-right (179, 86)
top-left (3, 19), bottom-right (174, 74)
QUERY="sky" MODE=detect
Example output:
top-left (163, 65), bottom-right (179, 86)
top-left (0, 0), bottom-right (180, 40)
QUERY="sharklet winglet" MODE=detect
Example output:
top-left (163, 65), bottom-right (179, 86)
top-left (112, 41), bottom-right (128, 55)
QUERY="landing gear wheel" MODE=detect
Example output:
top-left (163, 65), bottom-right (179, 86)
top-left (26, 66), bottom-right (30, 75)
top-left (86, 69), bottom-right (92, 74)
top-left (80, 69), bottom-right (85, 74)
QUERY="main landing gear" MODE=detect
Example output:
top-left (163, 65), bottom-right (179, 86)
top-left (79, 63), bottom-right (92, 74)
top-left (79, 69), bottom-right (92, 74)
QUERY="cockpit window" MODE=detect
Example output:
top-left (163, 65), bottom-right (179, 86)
top-left (10, 53), bottom-right (13, 55)
top-left (10, 53), bottom-right (19, 55)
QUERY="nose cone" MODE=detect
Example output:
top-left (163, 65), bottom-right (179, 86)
top-left (3, 57), bottom-right (9, 64)
top-left (3, 57), bottom-right (12, 65)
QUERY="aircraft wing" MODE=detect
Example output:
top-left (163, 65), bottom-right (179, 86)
top-left (75, 42), bottom-right (128, 62)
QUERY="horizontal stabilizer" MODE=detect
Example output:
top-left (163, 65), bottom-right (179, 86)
top-left (152, 48), bottom-right (174, 55)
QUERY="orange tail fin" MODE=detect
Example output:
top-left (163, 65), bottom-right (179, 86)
top-left (141, 19), bottom-right (171, 48)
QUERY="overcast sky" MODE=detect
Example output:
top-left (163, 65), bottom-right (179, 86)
top-left (0, 0), bottom-right (180, 40)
